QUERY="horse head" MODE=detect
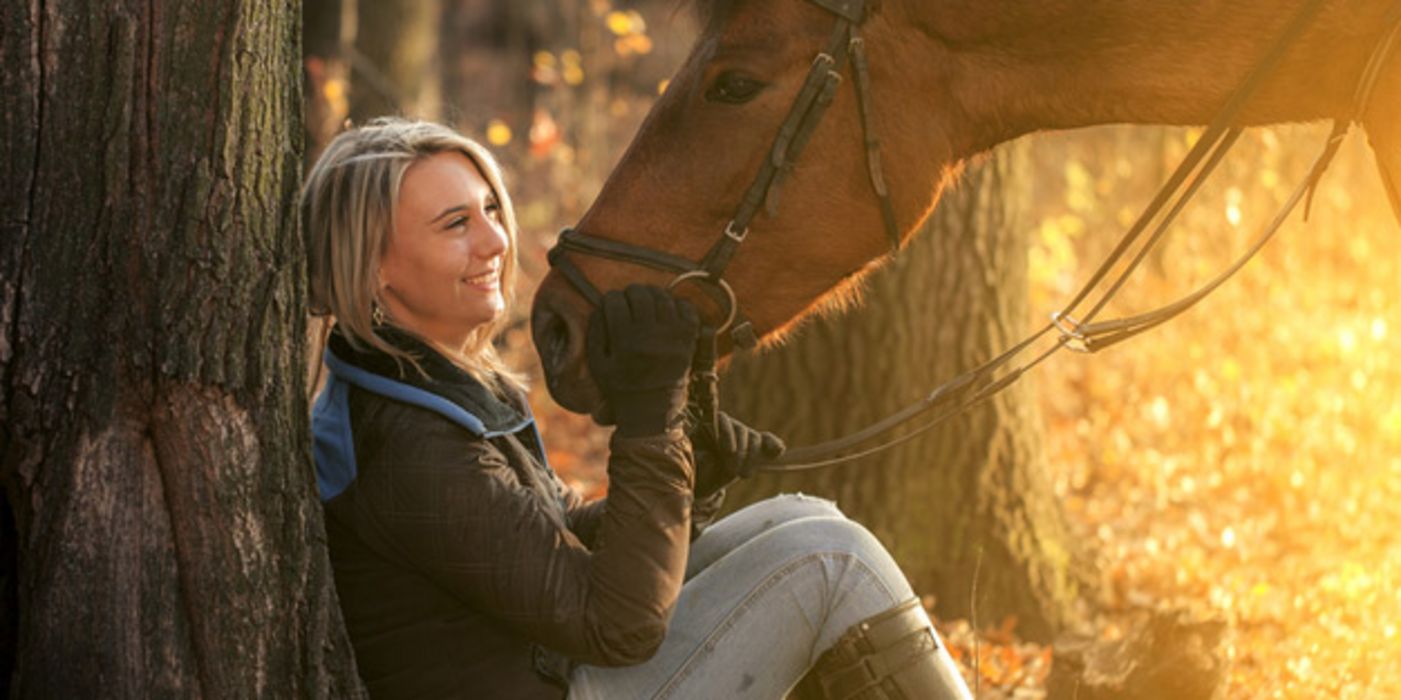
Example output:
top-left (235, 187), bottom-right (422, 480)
top-left (531, 0), bottom-right (1401, 415)
top-left (532, 0), bottom-right (964, 413)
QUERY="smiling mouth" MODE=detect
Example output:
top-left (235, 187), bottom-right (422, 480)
top-left (463, 269), bottom-right (499, 286)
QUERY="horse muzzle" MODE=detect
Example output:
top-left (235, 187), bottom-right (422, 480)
top-left (530, 271), bottom-right (602, 415)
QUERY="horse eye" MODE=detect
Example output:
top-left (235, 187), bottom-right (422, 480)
top-left (705, 72), bottom-right (766, 104)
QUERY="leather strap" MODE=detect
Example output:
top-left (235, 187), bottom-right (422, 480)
top-left (809, 0), bottom-right (866, 24)
top-left (849, 27), bottom-right (902, 252)
top-left (702, 18), bottom-right (856, 279)
top-left (802, 597), bottom-right (970, 700)
top-left (550, 227), bottom-right (761, 350)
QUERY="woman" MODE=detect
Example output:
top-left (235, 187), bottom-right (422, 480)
top-left (304, 117), bottom-right (972, 700)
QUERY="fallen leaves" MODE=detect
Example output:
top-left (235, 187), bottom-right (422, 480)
top-left (1032, 124), bottom-right (1401, 699)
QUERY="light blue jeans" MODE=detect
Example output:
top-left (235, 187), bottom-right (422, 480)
top-left (568, 494), bottom-right (971, 699)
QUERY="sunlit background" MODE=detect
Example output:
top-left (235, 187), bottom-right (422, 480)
top-left (306, 2), bottom-right (1401, 696)
top-left (1029, 124), bottom-right (1401, 699)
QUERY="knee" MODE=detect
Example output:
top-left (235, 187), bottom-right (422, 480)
top-left (770, 516), bottom-right (915, 601)
top-left (749, 492), bottom-right (845, 524)
top-left (764, 514), bottom-right (888, 563)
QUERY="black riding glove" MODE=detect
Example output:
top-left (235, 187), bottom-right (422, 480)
top-left (691, 411), bottom-right (786, 500)
top-left (586, 285), bottom-right (700, 437)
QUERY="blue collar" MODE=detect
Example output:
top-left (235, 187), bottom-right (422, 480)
top-left (321, 349), bottom-right (533, 438)
top-left (313, 326), bottom-right (543, 502)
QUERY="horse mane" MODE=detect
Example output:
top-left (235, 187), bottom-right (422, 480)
top-left (748, 254), bottom-right (886, 353)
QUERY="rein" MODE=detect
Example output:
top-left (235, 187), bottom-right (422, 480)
top-left (547, 0), bottom-right (1401, 471)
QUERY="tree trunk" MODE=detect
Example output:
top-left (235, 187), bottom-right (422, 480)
top-left (304, 0), bottom-right (356, 160)
top-left (350, 0), bottom-right (443, 123)
top-left (0, 2), bottom-right (362, 696)
top-left (442, 1), bottom-right (533, 133)
top-left (720, 146), bottom-right (1092, 642)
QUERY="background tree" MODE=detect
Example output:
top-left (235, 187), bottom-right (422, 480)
top-left (721, 147), bottom-right (1092, 642)
top-left (305, 0), bottom-right (357, 158)
top-left (0, 1), bottom-right (361, 695)
top-left (350, 0), bottom-right (443, 123)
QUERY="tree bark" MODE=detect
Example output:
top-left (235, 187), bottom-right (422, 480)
top-left (0, 1), bottom-right (362, 696)
top-left (720, 146), bottom-right (1093, 642)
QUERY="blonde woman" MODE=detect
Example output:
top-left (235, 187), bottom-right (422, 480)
top-left (304, 117), bottom-right (971, 700)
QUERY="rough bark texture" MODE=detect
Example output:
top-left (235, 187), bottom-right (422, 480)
top-left (721, 148), bottom-right (1092, 642)
top-left (0, 1), bottom-right (362, 696)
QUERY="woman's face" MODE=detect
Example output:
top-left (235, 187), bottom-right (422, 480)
top-left (379, 150), bottom-right (509, 349)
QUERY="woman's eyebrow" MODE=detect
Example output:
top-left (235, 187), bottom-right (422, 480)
top-left (429, 204), bottom-right (469, 223)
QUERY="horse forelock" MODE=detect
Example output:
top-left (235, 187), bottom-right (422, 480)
top-left (681, 0), bottom-right (740, 28)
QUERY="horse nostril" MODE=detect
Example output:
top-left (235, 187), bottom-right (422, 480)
top-left (532, 305), bottom-right (573, 375)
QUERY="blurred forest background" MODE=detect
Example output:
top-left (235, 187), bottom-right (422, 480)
top-left (305, 1), bottom-right (1400, 697)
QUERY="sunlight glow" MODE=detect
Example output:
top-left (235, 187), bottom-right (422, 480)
top-left (1032, 125), bottom-right (1401, 697)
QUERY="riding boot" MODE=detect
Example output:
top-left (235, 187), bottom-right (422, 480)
top-left (790, 597), bottom-right (972, 700)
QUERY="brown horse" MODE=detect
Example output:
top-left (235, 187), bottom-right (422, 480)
top-left (531, 0), bottom-right (1401, 413)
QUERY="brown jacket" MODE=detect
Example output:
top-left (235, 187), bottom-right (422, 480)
top-left (317, 330), bottom-right (695, 699)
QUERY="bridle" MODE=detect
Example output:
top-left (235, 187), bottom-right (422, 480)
top-left (546, 0), bottom-right (1401, 471)
top-left (548, 0), bottom-right (901, 446)
top-left (549, 0), bottom-right (896, 352)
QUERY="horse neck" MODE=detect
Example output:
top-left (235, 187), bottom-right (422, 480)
top-left (891, 0), bottom-right (1395, 157)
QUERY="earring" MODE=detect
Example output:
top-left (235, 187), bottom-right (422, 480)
top-left (372, 302), bottom-right (387, 326)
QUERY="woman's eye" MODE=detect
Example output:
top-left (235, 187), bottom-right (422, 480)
top-left (447, 216), bottom-right (469, 229)
top-left (705, 72), bottom-right (766, 104)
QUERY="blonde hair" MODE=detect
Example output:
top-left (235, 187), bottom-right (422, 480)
top-left (304, 117), bottom-right (525, 395)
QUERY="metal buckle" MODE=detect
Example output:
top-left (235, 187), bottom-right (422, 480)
top-left (723, 221), bottom-right (749, 243)
top-left (1051, 311), bottom-right (1091, 353)
top-left (669, 270), bottom-right (740, 335)
top-left (812, 52), bottom-right (836, 70)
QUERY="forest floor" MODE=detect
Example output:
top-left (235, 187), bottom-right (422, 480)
top-left (514, 127), bottom-right (1400, 699)
top-left (934, 194), bottom-right (1401, 700)
top-left (940, 129), bottom-right (1401, 694)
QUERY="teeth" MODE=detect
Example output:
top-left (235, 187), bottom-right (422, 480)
top-left (464, 270), bottom-right (498, 285)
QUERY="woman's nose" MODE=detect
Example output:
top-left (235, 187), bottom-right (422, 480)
top-left (475, 217), bottom-right (509, 257)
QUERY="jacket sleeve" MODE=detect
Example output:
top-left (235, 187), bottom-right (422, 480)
top-left (689, 488), bottom-right (727, 540)
top-left (562, 471), bottom-right (717, 545)
top-left (344, 404), bottom-right (694, 667)
top-left (562, 486), bottom-right (608, 548)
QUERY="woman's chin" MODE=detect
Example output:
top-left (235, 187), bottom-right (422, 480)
top-left (470, 299), bottom-right (506, 328)
top-left (485, 297), bottom-right (506, 320)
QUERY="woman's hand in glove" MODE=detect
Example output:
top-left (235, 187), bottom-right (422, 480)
top-left (692, 411), bottom-right (786, 500)
top-left (586, 285), bottom-right (700, 437)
